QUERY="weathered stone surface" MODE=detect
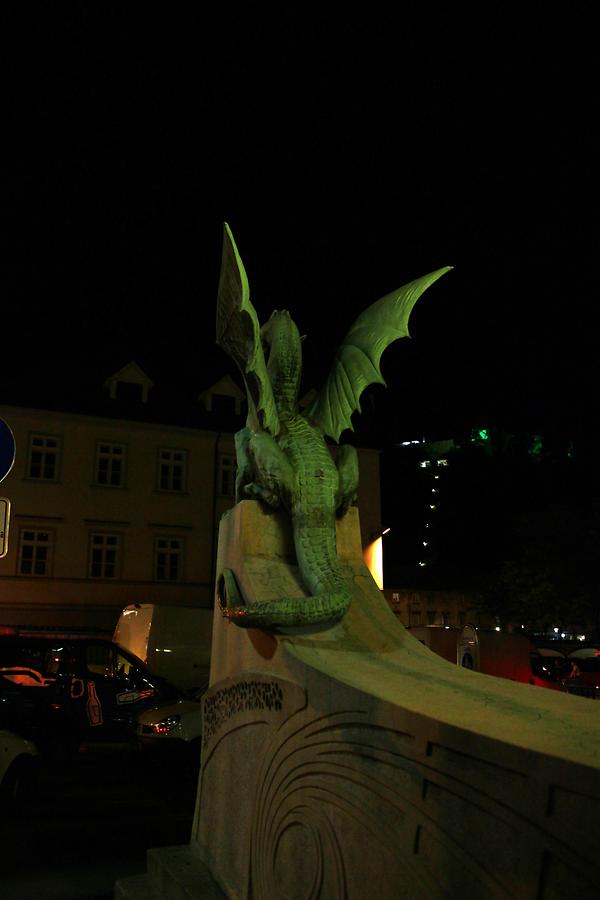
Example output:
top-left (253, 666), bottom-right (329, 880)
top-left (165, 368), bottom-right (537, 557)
top-left (120, 501), bottom-right (600, 899)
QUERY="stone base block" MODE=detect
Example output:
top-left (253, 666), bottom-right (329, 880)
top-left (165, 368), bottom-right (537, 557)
top-left (115, 846), bottom-right (225, 900)
top-left (114, 872), bottom-right (161, 900)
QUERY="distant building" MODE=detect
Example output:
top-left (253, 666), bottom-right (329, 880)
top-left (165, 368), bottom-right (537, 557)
top-left (382, 425), bottom-right (587, 632)
top-left (383, 442), bottom-right (485, 629)
top-left (0, 362), bottom-right (383, 636)
top-left (383, 587), bottom-right (493, 629)
top-left (380, 437), bottom-right (456, 577)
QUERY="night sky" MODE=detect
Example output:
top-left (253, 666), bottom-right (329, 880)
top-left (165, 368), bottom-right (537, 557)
top-left (2, 9), bottom-right (598, 446)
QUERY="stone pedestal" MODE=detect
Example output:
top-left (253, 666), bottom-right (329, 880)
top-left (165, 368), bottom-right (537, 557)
top-left (116, 501), bottom-right (600, 899)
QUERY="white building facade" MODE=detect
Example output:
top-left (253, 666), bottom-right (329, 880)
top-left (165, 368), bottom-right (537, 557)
top-left (0, 402), bottom-right (239, 635)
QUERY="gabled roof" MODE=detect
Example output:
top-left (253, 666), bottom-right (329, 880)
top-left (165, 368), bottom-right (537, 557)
top-left (103, 361), bottom-right (154, 402)
top-left (198, 375), bottom-right (245, 414)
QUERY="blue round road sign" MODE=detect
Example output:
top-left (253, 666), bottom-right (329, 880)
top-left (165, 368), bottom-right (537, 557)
top-left (0, 418), bottom-right (16, 483)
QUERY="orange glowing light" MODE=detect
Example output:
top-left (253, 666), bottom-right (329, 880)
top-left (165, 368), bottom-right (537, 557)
top-left (364, 537), bottom-right (384, 589)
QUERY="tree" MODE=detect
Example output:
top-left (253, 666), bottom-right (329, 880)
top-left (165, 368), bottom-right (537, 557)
top-left (479, 500), bottom-right (600, 633)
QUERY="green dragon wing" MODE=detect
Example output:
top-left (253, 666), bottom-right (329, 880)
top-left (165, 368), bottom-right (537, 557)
top-left (216, 223), bottom-right (280, 435)
top-left (306, 266), bottom-right (452, 442)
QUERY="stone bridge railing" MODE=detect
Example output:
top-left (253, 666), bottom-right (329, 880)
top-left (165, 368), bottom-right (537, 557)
top-left (116, 501), bottom-right (600, 900)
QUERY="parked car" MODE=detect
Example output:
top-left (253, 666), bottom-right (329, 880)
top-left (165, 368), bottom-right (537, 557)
top-left (0, 728), bottom-right (39, 812)
top-left (136, 694), bottom-right (204, 757)
top-left (559, 651), bottom-right (600, 699)
top-left (529, 647), bottom-right (571, 689)
top-left (0, 636), bottom-right (182, 754)
top-left (409, 625), bottom-right (566, 689)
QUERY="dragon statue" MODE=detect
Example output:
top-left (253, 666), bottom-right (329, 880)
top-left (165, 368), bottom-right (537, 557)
top-left (216, 223), bottom-right (451, 631)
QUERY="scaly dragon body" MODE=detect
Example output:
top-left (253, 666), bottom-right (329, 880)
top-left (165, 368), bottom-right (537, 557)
top-left (216, 223), bottom-right (451, 631)
top-left (226, 414), bottom-right (353, 629)
top-left (222, 312), bottom-right (357, 629)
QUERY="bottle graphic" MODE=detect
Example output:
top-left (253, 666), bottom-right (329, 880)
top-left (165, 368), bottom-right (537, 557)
top-left (86, 680), bottom-right (103, 726)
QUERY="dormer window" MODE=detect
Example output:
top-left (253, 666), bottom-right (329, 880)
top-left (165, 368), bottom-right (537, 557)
top-left (211, 394), bottom-right (236, 415)
top-left (198, 376), bottom-right (245, 416)
top-left (115, 382), bottom-right (143, 403)
top-left (103, 361), bottom-right (154, 404)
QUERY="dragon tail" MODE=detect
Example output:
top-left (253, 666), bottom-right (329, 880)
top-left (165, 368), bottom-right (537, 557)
top-left (219, 568), bottom-right (351, 630)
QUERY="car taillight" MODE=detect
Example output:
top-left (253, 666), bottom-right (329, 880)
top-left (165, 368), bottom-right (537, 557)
top-left (152, 714), bottom-right (180, 735)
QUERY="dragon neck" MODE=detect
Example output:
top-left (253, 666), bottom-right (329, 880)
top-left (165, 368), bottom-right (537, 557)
top-left (264, 311), bottom-right (302, 416)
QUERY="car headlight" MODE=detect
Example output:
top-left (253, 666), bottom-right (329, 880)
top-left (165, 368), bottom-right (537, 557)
top-left (152, 714), bottom-right (181, 735)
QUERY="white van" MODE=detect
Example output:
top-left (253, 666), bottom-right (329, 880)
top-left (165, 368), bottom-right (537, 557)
top-left (113, 604), bottom-right (213, 695)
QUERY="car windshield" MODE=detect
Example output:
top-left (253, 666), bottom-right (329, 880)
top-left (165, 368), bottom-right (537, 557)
top-left (0, 639), bottom-right (182, 702)
top-left (0, 642), bottom-right (64, 686)
top-left (531, 655), bottom-right (570, 681)
top-left (84, 642), bottom-right (181, 697)
top-left (575, 658), bottom-right (600, 674)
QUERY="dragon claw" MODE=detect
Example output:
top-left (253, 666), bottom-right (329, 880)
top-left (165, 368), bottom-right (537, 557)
top-left (218, 568), bottom-right (247, 621)
top-left (221, 605), bottom-right (248, 621)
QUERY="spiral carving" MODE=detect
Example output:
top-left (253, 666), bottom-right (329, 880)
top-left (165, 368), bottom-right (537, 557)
top-left (249, 709), bottom-right (416, 899)
top-left (254, 801), bottom-right (346, 900)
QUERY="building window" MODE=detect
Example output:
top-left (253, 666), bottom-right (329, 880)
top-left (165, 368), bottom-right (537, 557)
top-left (115, 381), bottom-right (143, 403)
top-left (27, 435), bottom-right (60, 481)
top-left (218, 454), bottom-right (235, 497)
top-left (157, 449), bottom-right (187, 492)
top-left (94, 442), bottom-right (126, 487)
top-left (89, 533), bottom-right (121, 579)
top-left (18, 529), bottom-right (53, 576)
top-left (154, 537), bottom-right (184, 582)
top-left (409, 609), bottom-right (422, 626)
